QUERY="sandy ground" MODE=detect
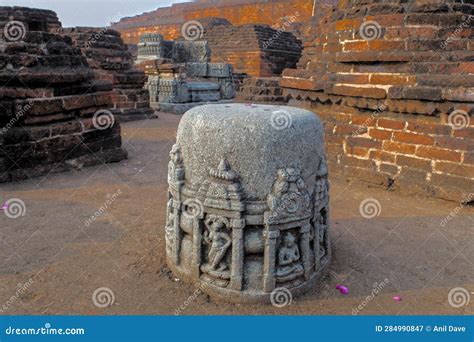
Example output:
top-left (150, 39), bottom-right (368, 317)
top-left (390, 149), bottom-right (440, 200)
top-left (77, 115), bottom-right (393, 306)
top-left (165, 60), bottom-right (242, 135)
top-left (0, 113), bottom-right (472, 316)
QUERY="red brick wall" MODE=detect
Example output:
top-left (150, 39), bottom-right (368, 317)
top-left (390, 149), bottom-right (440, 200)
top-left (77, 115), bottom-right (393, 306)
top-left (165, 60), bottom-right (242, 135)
top-left (112, 0), bottom-right (313, 44)
top-left (301, 101), bottom-right (473, 202)
top-left (282, 0), bottom-right (473, 202)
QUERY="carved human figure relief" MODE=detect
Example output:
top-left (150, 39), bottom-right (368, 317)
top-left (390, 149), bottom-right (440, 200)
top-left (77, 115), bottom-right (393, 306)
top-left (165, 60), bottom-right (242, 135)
top-left (201, 215), bottom-right (232, 280)
top-left (276, 232), bottom-right (304, 282)
top-left (168, 143), bottom-right (184, 186)
top-left (316, 208), bottom-right (329, 261)
top-left (165, 197), bottom-right (175, 254)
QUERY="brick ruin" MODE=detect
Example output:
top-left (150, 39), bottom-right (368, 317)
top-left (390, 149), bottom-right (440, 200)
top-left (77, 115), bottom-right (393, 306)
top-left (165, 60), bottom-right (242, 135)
top-left (57, 27), bottom-right (156, 122)
top-left (0, 7), bottom-right (127, 183)
top-left (281, 0), bottom-right (473, 202)
top-left (111, 0), bottom-right (314, 44)
top-left (237, 77), bottom-right (286, 103)
top-left (199, 22), bottom-right (303, 77)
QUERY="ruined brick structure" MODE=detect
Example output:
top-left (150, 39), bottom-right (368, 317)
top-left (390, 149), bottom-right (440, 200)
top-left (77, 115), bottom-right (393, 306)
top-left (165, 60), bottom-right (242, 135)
top-left (237, 77), bottom-right (286, 103)
top-left (281, 0), bottom-right (473, 202)
top-left (112, 0), bottom-right (314, 44)
top-left (58, 27), bottom-right (156, 122)
top-left (0, 7), bottom-right (127, 183)
top-left (200, 23), bottom-right (303, 77)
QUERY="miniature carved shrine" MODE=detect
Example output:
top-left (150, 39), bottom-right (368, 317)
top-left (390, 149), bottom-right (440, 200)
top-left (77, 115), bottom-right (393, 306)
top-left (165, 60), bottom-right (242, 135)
top-left (165, 104), bottom-right (330, 302)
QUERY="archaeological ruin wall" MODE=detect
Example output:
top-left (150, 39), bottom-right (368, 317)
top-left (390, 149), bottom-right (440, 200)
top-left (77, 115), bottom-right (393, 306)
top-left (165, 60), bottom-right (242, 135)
top-left (0, 7), bottom-right (127, 183)
top-left (111, 0), bottom-right (314, 44)
top-left (199, 23), bottom-right (303, 77)
top-left (58, 27), bottom-right (156, 122)
top-left (281, 0), bottom-right (473, 202)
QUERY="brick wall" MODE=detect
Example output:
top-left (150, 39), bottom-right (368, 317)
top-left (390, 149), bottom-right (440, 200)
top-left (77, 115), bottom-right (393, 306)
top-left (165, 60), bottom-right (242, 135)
top-left (200, 24), bottom-right (302, 77)
top-left (282, 0), bottom-right (473, 203)
top-left (111, 0), bottom-right (313, 44)
top-left (298, 101), bottom-right (473, 202)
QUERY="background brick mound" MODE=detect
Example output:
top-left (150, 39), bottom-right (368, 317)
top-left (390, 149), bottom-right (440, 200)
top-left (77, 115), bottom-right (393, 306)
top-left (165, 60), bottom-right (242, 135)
top-left (58, 27), bottom-right (156, 122)
top-left (281, 0), bottom-right (473, 202)
top-left (200, 23), bottom-right (303, 77)
top-left (0, 7), bottom-right (127, 183)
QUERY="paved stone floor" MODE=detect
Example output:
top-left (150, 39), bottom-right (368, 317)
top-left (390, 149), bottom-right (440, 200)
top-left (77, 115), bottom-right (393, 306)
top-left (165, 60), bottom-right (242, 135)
top-left (0, 114), bottom-right (472, 315)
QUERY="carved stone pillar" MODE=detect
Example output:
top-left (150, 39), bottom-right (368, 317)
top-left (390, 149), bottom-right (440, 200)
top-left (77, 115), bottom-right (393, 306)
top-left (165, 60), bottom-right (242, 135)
top-left (165, 104), bottom-right (330, 303)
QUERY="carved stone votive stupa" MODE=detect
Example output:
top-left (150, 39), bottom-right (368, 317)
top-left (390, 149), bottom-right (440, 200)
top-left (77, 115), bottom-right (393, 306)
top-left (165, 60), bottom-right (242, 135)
top-left (165, 104), bottom-right (330, 303)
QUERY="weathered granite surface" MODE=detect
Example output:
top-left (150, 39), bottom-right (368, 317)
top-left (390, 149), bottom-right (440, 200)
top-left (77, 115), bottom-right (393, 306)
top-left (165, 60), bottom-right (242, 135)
top-left (165, 104), bottom-right (330, 302)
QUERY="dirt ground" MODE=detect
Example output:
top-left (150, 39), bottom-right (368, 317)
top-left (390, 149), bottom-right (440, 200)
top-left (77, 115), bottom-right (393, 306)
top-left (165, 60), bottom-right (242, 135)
top-left (0, 113), bottom-right (472, 315)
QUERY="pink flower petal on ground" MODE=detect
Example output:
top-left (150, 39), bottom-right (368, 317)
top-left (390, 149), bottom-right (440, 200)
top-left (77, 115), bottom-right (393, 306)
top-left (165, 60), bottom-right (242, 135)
top-left (1, 203), bottom-right (7, 210)
top-left (393, 296), bottom-right (402, 301)
top-left (335, 285), bottom-right (349, 294)
top-left (339, 286), bottom-right (349, 294)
